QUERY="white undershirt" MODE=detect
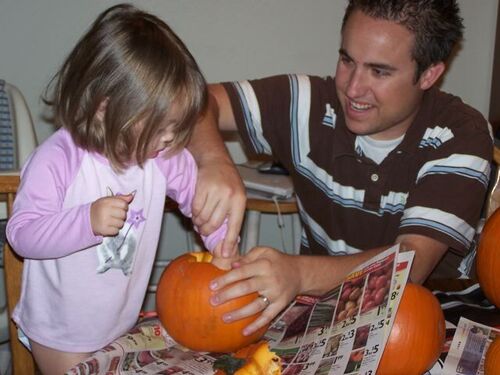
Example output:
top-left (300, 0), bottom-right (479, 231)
top-left (355, 134), bottom-right (405, 164)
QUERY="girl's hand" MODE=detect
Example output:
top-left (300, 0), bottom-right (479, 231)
top-left (211, 255), bottom-right (239, 271)
top-left (209, 247), bottom-right (302, 336)
top-left (191, 160), bottom-right (246, 258)
top-left (90, 194), bottom-right (134, 236)
top-left (211, 243), bottom-right (240, 270)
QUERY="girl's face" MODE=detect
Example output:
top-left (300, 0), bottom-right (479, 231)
top-left (146, 121), bottom-right (176, 159)
top-left (140, 101), bottom-right (183, 159)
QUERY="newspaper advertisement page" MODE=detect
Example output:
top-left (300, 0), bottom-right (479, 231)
top-left (327, 247), bottom-right (397, 375)
top-left (266, 244), bottom-right (413, 375)
top-left (264, 289), bottom-right (340, 375)
top-left (442, 317), bottom-right (500, 375)
top-left (371, 251), bottom-right (414, 371)
top-left (380, 251), bottom-right (415, 349)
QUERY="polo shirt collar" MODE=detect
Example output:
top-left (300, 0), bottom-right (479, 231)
top-left (331, 86), bottom-right (438, 160)
top-left (397, 86), bottom-right (438, 155)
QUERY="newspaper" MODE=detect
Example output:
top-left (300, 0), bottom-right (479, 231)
top-left (66, 321), bottom-right (218, 375)
top-left (442, 317), bottom-right (500, 375)
top-left (66, 245), bottom-right (414, 375)
top-left (265, 246), bottom-right (413, 375)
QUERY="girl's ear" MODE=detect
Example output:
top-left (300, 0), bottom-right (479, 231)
top-left (418, 62), bottom-right (446, 90)
top-left (95, 98), bottom-right (109, 122)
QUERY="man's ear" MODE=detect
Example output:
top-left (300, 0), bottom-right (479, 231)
top-left (418, 62), bottom-right (446, 90)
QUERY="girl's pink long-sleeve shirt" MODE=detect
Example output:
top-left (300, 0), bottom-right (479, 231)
top-left (7, 128), bottom-right (227, 352)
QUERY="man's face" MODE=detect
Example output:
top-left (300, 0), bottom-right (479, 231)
top-left (335, 10), bottom-right (425, 140)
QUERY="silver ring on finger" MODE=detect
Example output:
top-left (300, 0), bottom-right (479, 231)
top-left (259, 294), bottom-right (271, 308)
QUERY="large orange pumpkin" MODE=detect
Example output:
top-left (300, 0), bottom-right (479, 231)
top-left (156, 252), bottom-right (268, 353)
top-left (484, 336), bottom-right (500, 375)
top-left (377, 283), bottom-right (445, 375)
top-left (476, 208), bottom-right (500, 308)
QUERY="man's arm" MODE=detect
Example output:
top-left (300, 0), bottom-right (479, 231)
top-left (298, 233), bottom-right (449, 292)
top-left (208, 246), bottom-right (386, 335)
top-left (209, 233), bottom-right (447, 335)
top-left (187, 84), bottom-right (245, 256)
top-left (396, 233), bottom-right (448, 283)
top-left (207, 84), bottom-right (239, 131)
top-left (297, 234), bottom-right (447, 293)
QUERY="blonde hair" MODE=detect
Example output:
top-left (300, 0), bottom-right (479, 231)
top-left (44, 3), bottom-right (207, 170)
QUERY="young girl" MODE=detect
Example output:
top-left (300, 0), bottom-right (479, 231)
top-left (6, 4), bottom-right (236, 374)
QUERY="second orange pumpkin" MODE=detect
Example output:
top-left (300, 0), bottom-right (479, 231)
top-left (484, 336), bottom-right (500, 375)
top-left (476, 208), bottom-right (500, 308)
top-left (377, 283), bottom-right (445, 375)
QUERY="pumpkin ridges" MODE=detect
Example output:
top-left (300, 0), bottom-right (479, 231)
top-left (157, 254), bottom-right (227, 342)
top-left (476, 209), bottom-right (500, 308)
top-left (377, 283), bottom-right (445, 375)
top-left (407, 286), bottom-right (445, 369)
top-left (156, 252), bottom-right (268, 353)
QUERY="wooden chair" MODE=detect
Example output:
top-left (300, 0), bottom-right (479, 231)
top-left (0, 80), bottom-right (38, 374)
top-left (1, 172), bottom-right (37, 374)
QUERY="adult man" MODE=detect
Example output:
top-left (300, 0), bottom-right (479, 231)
top-left (190, 0), bottom-right (493, 335)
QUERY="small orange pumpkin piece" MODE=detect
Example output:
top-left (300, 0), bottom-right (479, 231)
top-left (214, 341), bottom-right (282, 375)
top-left (476, 209), bottom-right (500, 308)
top-left (156, 252), bottom-right (268, 353)
top-left (484, 336), bottom-right (500, 375)
top-left (377, 283), bottom-right (445, 375)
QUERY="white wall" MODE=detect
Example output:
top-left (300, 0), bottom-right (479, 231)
top-left (2, 0), bottom-right (497, 140)
top-left (0, 0), bottom-right (498, 262)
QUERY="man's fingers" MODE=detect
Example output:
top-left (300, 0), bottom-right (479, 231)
top-left (191, 188), bottom-right (208, 218)
top-left (194, 200), bottom-right (225, 235)
top-left (242, 312), bottom-right (276, 336)
top-left (221, 201), bottom-right (246, 256)
top-left (210, 258), bottom-right (252, 288)
top-left (220, 296), bottom-right (263, 322)
top-left (192, 195), bottom-right (218, 226)
top-left (216, 292), bottom-right (281, 336)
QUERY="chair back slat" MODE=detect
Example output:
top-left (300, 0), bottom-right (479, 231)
top-left (0, 175), bottom-right (36, 374)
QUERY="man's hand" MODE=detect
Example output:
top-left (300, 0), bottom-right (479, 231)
top-left (192, 158), bottom-right (246, 257)
top-left (90, 193), bottom-right (134, 236)
top-left (187, 84), bottom-right (246, 258)
top-left (207, 245), bottom-right (392, 336)
top-left (209, 247), bottom-right (302, 336)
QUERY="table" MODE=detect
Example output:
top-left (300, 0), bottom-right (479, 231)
top-left (67, 279), bottom-right (499, 375)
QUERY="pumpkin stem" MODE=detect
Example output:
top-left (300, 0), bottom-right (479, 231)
top-left (190, 251), bottom-right (213, 263)
top-left (213, 355), bottom-right (246, 375)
